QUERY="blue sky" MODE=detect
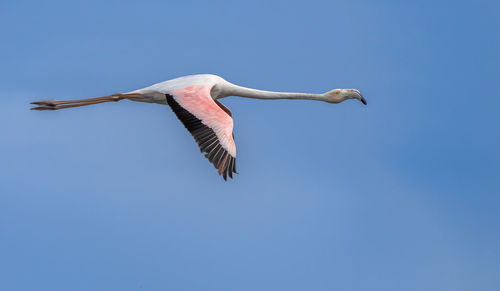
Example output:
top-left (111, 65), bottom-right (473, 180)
top-left (1, 0), bottom-right (499, 290)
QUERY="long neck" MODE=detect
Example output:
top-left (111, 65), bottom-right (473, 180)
top-left (222, 83), bottom-right (325, 101)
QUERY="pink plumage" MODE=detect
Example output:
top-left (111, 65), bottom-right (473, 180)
top-left (172, 84), bottom-right (236, 157)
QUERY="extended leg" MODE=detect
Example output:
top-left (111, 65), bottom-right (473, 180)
top-left (30, 93), bottom-right (143, 111)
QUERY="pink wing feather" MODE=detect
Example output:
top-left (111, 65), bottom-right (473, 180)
top-left (167, 84), bottom-right (237, 180)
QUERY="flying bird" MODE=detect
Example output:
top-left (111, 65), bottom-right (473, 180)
top-left (31, 74), bottom-right (366, 180)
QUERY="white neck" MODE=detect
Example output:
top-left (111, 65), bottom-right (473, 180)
top-left (220, 83), bottom-right (326, 101)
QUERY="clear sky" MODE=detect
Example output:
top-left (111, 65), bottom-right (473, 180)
top-left (1, 0), bottom-right (499, 290)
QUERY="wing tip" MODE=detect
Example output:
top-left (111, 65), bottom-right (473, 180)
top-left (217, 155), bottom-right (238, 181)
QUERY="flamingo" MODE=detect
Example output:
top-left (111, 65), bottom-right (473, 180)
top-left (31, 74), bottom-right (366, 180)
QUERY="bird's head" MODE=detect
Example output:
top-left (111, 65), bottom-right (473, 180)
top-left (324, 89), bottom-right (366, 105)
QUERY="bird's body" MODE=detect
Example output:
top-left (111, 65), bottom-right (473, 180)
top-left (31, 74), bottom-right (366, 180)
top-left (128, 74), bottom-right (225, 105)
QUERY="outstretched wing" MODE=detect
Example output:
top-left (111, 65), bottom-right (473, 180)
top-left (166, 84), bottom-right (237, 180)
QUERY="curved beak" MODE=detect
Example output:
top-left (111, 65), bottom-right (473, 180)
top-left (360, 94), bottom-right (367, 105)
top-left (352, 90), bottom-right (366, 105)
top-left (344, 89), bottom-right (366, 105)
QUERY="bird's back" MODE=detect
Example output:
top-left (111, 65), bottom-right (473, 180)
top-left (140, 74), bottom-right (226, 95)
